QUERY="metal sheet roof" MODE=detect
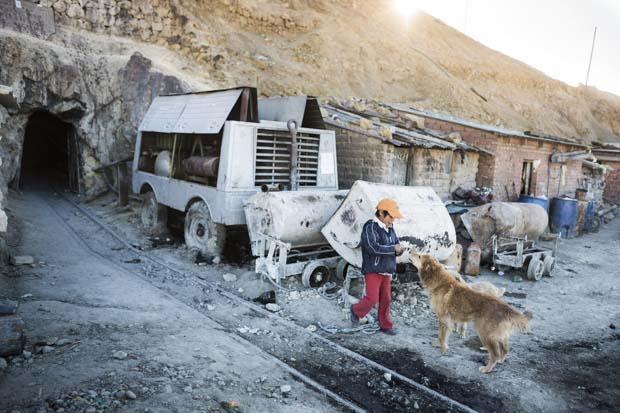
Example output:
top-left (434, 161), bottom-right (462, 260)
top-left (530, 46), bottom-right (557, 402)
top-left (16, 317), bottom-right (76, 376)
top-left (139, 88), bottom-right (244, 134)
top-left (388, 103), bottom-right (588, 149)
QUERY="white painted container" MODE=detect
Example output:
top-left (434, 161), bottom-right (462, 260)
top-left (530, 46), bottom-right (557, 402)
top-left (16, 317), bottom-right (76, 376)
top-left (245, 190), bottom-right (348, 255)
top-left (321, 181), bottom-right (456, 267)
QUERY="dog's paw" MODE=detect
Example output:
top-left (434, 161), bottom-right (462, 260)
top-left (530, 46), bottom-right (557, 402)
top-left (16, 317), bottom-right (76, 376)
top-left (432, 339), bottom-right (441, 348)
top-left (441, 346), bottom-right (449, 355)
top-left (478, 365), bottom-right (493, 373)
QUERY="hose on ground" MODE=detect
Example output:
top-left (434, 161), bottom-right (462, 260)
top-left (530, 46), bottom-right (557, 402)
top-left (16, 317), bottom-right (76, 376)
top-left (318, 321), bottom-right (380, 335)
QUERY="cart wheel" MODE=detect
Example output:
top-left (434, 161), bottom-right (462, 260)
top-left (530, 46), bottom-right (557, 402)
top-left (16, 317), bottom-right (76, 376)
top-left (590, 216), bottom-right (601, 233)
top-left (527, 258), bottom-right (544, 281)
top-left (302, 262), bottom-right (332, 288)
top-left (335, 258), bottom-right (349, 281)
top-left (543, 256), bottom-right (555, 277)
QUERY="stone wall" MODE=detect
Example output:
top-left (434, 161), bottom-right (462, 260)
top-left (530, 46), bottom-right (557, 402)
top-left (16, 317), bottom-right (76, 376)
top-left (422, 117), bottom-right (586, 201)
top-left (330, 125), bottom-right (408, 189)
top-left (329, 124), bottom-right (479, 200)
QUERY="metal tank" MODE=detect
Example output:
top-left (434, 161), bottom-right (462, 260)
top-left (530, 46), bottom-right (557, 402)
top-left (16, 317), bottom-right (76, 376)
top-left (461, 202), bottom-right (548, 260)
top-left (321, 181), bottom-right (457, 268)
top-left (245, 190), bottom-right (348, 256)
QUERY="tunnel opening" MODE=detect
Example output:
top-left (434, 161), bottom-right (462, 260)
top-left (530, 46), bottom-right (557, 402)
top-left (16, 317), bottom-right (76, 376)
top-left (18, 111), bottom-right (81, 192)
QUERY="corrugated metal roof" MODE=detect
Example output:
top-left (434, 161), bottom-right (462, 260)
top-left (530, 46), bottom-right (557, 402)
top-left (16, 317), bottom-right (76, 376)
top-left (322, 104), bottom-right (493, 155)
top-left (388, 103), bottom-right (589, 149)
top-left (139, 89), bottom-right (244, 134)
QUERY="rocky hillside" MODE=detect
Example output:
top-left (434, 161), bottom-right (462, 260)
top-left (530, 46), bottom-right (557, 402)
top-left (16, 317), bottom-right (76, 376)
top-left (25, 0), bottom-right (620, 144)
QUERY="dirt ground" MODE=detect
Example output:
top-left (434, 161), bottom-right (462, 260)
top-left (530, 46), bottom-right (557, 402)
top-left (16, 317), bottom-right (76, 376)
top-left (1, 189), bottom-right (619, 412)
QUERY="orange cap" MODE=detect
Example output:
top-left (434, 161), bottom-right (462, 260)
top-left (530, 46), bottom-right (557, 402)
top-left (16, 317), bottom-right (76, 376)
top-left (376, 198), bottom-right (403, 219)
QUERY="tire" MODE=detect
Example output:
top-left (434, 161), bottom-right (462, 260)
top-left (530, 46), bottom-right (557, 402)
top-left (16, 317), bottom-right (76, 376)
top-left (527, 258), bottom-right (544, 281)
top-left (543, 255), bottom-right (555, 277)
top-left (184, 201), bottom-right (226, 258)
top-left (335, 258), bottom-right (349, 281)
top-left (590, 216), bottom-right (601, 233)
top-left (140, 191), bottom-right (167, 235)
top-left (301, 262), bottom-right (332, 288)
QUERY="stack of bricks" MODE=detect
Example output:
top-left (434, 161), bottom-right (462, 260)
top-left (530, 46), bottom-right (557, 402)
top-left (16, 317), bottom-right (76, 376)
top-left (603, 170), bottom-right (620, 204)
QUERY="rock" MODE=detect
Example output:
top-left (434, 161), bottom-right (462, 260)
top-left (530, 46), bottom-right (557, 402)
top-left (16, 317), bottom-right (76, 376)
top-left (306, 324), bottom-right (317, 332)
top-left (206, 305), bottom-right (215, 311)
top-left (211, 256), bottom-right (221, 265)
top-left (46, 337), bottom-right (58, 346)
top-left (22, 350), bottom-right (32, 359)
top-left (163, 384), bottom-right (173, 393)
top-left (378, 125), bottom-right (393, 139)
top-left (67, 4), bottom-right (85, 18)
top-left (358, 118), bottom-right (373, 130)
top-left (20, 293), bottom-right (33, 299)
top-left (288, 291), bottom-right (300, 300)
top-left (55, 339), bottom-right (71, 346)
top-left (115, 390), bottom-right (125, 398)
top-left (238, 287), bottom-right (244, 294)
top-left (0, 358), bottom-right (7, 369)
top-left (0, 209), bottom-right (6, 232)
top-left (86, 407), bottom-right (97, 413)
top-left (11, 255), bottom-right (34, 266)
top-left (396, 294), bottom-right (405, 302)
top-left (414, 401), bottom-right (420, 409)
top-left (383, 372), bottom-right (392, 382)
top-left (112, 350), bottom-right (128, 360)
top-left (223, 273), bottom-right (237, 282)
top-left (125, 390), bottom-right (137, 399)
top-left (183, 385), bottom-right (192, 393)
top-left (41, 346), bottom-right (55, 354)
top-left (611, 323), bottom-right (616, 330)
top-left (265, 303), bottom-right (280, 312)
top-left (280, 384), bottom-right (291, 394)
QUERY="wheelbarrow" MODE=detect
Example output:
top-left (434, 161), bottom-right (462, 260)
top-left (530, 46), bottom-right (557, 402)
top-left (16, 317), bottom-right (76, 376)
top-left (492, 235), bottom-right (559, 281)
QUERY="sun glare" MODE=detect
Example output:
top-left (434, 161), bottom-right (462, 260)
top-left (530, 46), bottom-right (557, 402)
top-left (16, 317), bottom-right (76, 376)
top-left (392, 0), bottom-right (420, 18)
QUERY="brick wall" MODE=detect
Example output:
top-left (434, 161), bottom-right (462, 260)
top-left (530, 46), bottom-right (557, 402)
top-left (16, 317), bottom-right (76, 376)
top-left (419, 117), bottom-right (586, 201)
top-left (408, 148), bottom-right (453, 199)
top-left (330, 125), bottom-right (408, 189)
top-left (604, 170), bottom-right (620, 204)
top-left (330, 124), bottom-right (479, 199)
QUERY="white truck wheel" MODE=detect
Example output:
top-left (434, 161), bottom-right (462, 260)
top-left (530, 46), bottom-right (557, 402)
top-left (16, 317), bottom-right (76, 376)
top-left (141, 191), bottom-right (167, 235)
top-left (184, 201), bottom-right (226, 258)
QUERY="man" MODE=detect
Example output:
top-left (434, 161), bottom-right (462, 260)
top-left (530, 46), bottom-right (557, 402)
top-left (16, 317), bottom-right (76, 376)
top-left (351, 198), bottom-right (404, 335)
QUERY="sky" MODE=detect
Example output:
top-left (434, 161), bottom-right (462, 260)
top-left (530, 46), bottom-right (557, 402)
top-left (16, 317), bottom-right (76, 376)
top-left (392, 0), bottom-right (620, 96)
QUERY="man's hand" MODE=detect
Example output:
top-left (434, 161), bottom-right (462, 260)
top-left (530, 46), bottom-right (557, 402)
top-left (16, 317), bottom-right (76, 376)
top-left (395, 244), bottom-right (404, 256)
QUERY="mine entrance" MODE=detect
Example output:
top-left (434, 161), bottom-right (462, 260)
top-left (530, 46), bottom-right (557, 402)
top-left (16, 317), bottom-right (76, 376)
top-left (19, 112), bottom-right (80, 192)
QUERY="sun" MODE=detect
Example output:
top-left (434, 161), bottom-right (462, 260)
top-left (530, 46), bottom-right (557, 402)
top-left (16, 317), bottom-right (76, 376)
top-left (392, 0), bottom-right (420, 18)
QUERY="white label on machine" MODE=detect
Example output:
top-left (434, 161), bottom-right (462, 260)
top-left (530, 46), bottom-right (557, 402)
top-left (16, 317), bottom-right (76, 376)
top-left (320, 153), bottom-right (334, 174)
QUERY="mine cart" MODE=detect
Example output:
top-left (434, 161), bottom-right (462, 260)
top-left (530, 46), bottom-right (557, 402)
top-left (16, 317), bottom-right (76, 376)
top-left (492, 235), bottom-right (558, 281)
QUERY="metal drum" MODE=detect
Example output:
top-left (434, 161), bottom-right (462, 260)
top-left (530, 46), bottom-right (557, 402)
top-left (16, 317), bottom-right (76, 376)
top-left (549, 197), bottom-right (578, 238)
top-left (321, 181), bottom-right (456, 268)
top-left (244, 190), bottom-right (348, 255)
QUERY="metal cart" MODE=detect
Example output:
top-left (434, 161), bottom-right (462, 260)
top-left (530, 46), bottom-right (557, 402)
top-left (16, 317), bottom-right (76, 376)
top-left (492, 235), bottom-right (559, 281)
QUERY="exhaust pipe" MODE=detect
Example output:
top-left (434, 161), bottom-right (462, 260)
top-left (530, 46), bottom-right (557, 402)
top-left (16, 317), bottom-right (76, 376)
top-left (287, 119), bottom-right (298, 191)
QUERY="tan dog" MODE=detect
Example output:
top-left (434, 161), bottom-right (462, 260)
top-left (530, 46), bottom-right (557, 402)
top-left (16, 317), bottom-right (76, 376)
top-left (410, 253), bottom-right (532, 373)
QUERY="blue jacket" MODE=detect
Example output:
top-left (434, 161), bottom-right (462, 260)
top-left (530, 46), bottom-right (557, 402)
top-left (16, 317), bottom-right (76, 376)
top-left (360, 219), bottom-right (399, 275)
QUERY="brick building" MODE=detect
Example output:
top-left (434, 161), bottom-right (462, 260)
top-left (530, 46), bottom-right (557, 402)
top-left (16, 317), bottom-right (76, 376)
top-left (322, 105), bottom-right (490, 199)
top-left (592, 147), bottom-right (620, 204)
top-left (390, 105), bottom-right (591, 202)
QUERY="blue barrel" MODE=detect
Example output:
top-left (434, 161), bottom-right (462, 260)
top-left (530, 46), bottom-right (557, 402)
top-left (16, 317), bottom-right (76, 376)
top-left (549, 197), bottom-right (578, 238)
top-left (518, 195), bottom-right (549, 211)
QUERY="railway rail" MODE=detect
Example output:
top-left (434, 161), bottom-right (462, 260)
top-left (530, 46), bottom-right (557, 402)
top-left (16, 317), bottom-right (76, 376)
top-left (45, 190), bottom-right (479, 413)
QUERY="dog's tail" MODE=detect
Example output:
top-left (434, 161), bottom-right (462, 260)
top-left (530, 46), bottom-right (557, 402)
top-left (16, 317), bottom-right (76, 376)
top-left (510, 309), bottom-right (533, 332)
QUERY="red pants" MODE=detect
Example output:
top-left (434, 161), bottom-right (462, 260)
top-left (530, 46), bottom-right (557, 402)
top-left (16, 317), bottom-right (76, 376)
top-left (352, 273), bottom-right (393, 330)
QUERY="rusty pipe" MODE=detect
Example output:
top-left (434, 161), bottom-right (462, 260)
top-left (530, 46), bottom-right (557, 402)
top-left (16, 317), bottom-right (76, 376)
top-left (287, 119), bottom-right (298, 191)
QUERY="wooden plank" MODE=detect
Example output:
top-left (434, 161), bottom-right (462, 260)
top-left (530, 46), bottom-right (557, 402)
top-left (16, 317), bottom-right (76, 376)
top-left (0, 315), bottom-right (25, 357)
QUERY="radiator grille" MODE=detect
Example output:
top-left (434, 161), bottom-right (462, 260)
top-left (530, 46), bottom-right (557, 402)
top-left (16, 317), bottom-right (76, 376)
top-left (254, 129), bottom-right (320, 187)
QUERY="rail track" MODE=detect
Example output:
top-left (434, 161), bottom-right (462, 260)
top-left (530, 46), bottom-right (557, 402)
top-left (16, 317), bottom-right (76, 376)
top-left (44, 190), bottom-right (480, 413)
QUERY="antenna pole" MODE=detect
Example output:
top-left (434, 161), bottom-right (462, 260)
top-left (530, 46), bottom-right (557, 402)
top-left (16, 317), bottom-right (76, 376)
top-left (585, 26), bottom-right (597, 86)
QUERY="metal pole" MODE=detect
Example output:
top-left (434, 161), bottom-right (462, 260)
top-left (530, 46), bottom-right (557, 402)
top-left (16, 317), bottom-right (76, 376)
top-left (585, 26), bottom-right (597, 86)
